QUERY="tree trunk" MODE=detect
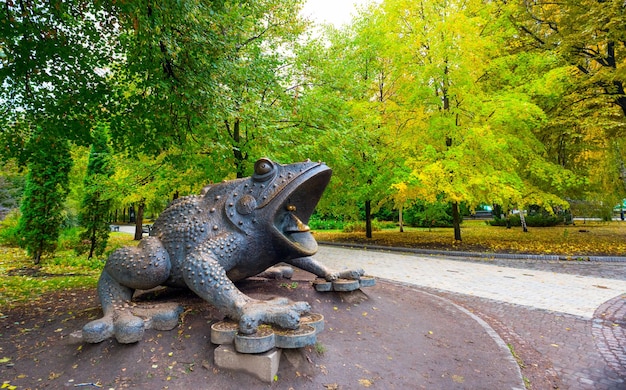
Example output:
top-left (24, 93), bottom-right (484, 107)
top-left (134, 201), bottom-right (145, 241)
top-left (365, 199), bottom-right (372, 239)
top-left (228, 118), bottom-right (247, 179)
top-left (452, 202), bottom-right (462, 241)
top-left (399, 205), bottom-right (404, 233)
top-left (519, 209), bottom-right (528, 233)
top-left (34, 250), bottom-right (42, 265)
top-left (88, 225), bottom-right (97, 259)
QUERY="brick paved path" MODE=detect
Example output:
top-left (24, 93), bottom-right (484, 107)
top-left (317, 245), bottom-right (626, 390)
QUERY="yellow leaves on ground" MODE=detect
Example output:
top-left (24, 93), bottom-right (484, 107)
top-left (315, 220), bottom-right (626, 256)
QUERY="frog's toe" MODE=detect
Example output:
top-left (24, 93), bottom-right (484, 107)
top-left (332, 268), bottom-right (364, 281)
top-left (239, 314), bottom-right (260, 335)
top-left (265, 300), bottom-right (310, 329)
top-left (268, 309), bottom-right (301, 330)
top-left (151, 304), bottom-right (184, 331)
top-left (82, 316), bottom-right (114, 343)
top-left (291, 300), bottom-right (311, 313)
top-left (113, 312), bottom-right (145, 343)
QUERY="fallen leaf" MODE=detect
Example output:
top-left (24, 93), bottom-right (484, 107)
top-left (359, 378), bottom-right (373, 387)
top-left (452, 374), bottom-right (465, 383)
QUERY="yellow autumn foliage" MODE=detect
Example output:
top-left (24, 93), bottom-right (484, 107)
top-left (314, 220), bottom-right (626, 257)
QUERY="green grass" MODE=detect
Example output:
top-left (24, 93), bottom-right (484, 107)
top-left (0, 232), bottom-right (136, 309)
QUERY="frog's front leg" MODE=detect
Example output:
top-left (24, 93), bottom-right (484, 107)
top-left (286, 256), bottom-right (364, 281)
top-left (183, 250), bottom-right (310, 335)
top-left (82, 237), bottom-right (173, 343)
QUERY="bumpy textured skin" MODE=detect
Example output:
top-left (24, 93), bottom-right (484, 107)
top-left (82, 159), bottom-right (365, 344)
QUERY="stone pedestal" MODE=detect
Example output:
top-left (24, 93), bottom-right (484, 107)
top-left (214, 344), bottom-right (281, 383)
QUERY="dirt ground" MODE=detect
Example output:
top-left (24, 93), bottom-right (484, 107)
top-left (1, 271), bottom-right (537, 389)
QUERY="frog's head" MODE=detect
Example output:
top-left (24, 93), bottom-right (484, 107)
top-left (225, 158), bottom-right (332, 257)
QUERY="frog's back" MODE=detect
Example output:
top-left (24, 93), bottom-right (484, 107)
top-left (149, 181), bottom-right (242, 285)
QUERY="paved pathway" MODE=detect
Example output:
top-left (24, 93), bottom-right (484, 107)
top-left (316, 246), bottom-right (626, 319)
top-left (316, 245), bottom-right (626, 390)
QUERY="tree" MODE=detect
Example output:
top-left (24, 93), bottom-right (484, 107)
top-left (17, 130), bottom-right (72, 264)
top-left (0, 1), bottom-right (113, 151)
top-left (510, 0), bottom-right (626, 205)
top-left (290, 10), bottom-right (405, 238)
top-left (106, 0), bottom-right (308, 175)
top-left (77, 125), bottom-right (114, 259)
top-left (366, 0), bottom-right (580, 240)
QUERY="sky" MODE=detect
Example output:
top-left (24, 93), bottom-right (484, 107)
top-left (301, 0), bottom-right (379, 27)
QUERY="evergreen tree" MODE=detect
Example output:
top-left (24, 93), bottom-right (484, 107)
top-left (78, 125), bottom-right (114, 259)
top-left (18, 131), bottom-right (72, 264)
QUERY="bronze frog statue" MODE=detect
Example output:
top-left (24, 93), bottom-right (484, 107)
top-left (83, 158), bottom-right (366, 343)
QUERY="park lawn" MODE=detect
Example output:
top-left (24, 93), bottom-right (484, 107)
top-left (0, 233), bottom-right (136, 308)
top-left (313, 220), bottom-right (626, 257)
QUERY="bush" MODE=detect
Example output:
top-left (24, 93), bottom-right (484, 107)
top-left (58, 227), bottom-right (83, 251)
top-left (309, 214), bottom-right (345, 230)
top-left (404, 201), bottom-right (457, 228)
top-left (342, 219), bottom-right (383, 233)
top-left (488, 213), bottom-right (563, 227)
top-left (0, 209), bottom-right (21, 246)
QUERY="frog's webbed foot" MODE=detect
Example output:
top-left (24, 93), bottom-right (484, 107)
top-left (83, 301), bottom-right (183, 344)
top-left (237, 298), bottom-right (311, 335)
top-left (82, 302), bottom-right (144, 343)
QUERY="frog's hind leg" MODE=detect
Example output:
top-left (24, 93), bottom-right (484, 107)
top-left (83, 237), bottom-right (172, 343)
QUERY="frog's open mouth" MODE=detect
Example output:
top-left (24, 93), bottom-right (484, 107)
top-left (271, 162), bottom-right (332, 256)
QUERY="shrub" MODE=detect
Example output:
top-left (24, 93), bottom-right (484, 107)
top-left (58, 227), bottom-right (83, 251)
top-left (342, 219), bottom-right (383, 233)
top-left (18, 132), bottom-right (72, 263)
top-left (309, 214), bottom-right (345, 230)
top-left (404, 201), bottom-right (456, 228)
top-left (488, 213), bottom-right (563, 227)
top-left (77, 125), bottom-right (114, 259)
top-left (0, 209), bottom-right (21, 246)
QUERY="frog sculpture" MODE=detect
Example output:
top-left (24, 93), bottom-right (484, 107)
top-left (83, 158), bottom-right (367, 343)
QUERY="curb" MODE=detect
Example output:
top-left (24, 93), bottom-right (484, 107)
top-left (319, 241), bottom-right (626, 263)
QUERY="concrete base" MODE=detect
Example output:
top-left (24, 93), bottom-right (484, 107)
top-left (214, 344), bottom-right (282, 383)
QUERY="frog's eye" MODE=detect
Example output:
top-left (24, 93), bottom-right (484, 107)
top-left (253, 158), bottom-right (275, 181)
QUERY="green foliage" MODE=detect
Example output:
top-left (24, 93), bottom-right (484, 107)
top-left (77, 125), bottom-right (114, 259)
top-left (0, 1), bottom-right (113, 158)
top-left (17, 133), bottom-right (73, 264)
top-left (0, 210), bottom-right (21, 247)
top-left (488, 207), bottom-right (567, 227)
top-left (404, 201), bottom-right (455, 228)
top-left (0, 160), bottom-right (25, 211)
top-left (309, 214), bottom-right (345, 231)
top-left (58, 227), bottom-right (82, 252)
top-left (488, 214), bottom-right (562, 228)
top-left (342, 220), bottom-right (384, 233)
